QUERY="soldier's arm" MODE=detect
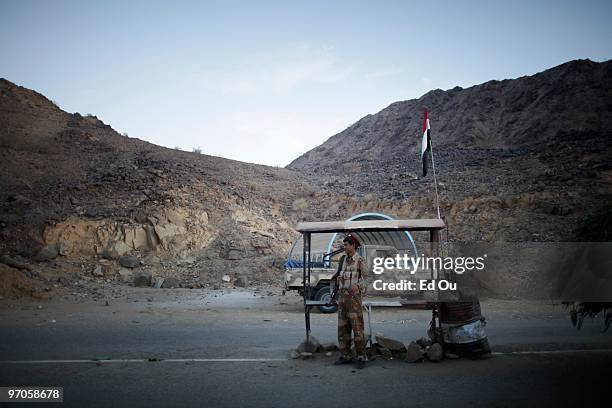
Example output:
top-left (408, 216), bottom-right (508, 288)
top-left (357, 257), bottom-right (369, 294)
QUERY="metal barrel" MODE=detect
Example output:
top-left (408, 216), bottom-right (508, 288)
top-left (440, 300), bottom-right (491, 357)
top-left (440, 302), bottom-right (482, 324)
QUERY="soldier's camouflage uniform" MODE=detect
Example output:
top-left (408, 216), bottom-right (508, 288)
top-left (335, 253), bottom-right (368, 361)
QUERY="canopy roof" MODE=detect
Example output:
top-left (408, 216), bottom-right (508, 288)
top-left (296, 218), bottom-right (445, 233)
top-left (287, 215), bottom-right (445, 264)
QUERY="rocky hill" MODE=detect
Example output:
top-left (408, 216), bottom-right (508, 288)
top-left (288, 59), bottom-right (612, 241)
top-left (0, 78), bottom-right (350, 298)
top-left (1, 59), bottom-right (611, 299)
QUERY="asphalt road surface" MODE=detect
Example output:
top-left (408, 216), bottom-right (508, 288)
top-left (1, 287), bottom-right (610, 407)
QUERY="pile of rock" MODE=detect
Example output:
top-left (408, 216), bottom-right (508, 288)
top-left (289, 334), bottom-right (456, 363)
top-left (289, 336), bottom-right (338, 360)
top-left (370, 334), bottom-right (451, 363)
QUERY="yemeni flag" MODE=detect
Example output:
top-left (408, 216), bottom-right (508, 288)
top-left (421, 110), bottom-right (431, 177)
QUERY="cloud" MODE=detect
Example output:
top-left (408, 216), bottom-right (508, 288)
top-left (270, 55), bottom-right (358, 92)
top-left (197, 45), bottom-right (359, 95)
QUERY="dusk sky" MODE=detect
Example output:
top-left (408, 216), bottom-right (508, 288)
top-left (2, 0), bottom-right (611, 166)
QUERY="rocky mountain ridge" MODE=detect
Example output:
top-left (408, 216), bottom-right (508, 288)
top-left (288, 59), bottom-right (612, 241)
top-left (0, 78), bottom-right (336, 297)
top-left (1, 59), bottom-right (611, 298)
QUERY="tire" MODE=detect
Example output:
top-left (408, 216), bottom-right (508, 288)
top-left (314, 285), bottom-right (337, 314)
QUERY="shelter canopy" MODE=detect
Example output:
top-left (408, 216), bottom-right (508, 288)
top-left (296, 219), bottom-right (446, 234)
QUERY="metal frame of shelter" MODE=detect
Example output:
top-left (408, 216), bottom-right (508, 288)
top-left (295, 218), bottom-right (446, 342)
top-left (285, 212), bottom-right (419, 269)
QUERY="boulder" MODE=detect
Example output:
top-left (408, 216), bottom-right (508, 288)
top-left (405, 342), bottom-right (424, 363)
top-left (161, 277), bottom-right (180, 288)
top-left (118, 256), bottom-right (140, 268)
top-left (133, 271), bottom-right (152, 287)
top-left (34, 246), bottom-right (58, 262)
top-left (375, 335), bottom-right (406, 352)
top-left (427, 343), bottom-right (444, 362)
top-left (101, 249), bottom-right (117, 260)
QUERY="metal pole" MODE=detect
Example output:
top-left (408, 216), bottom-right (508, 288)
top-left (430, 229), bottom-right (442, 339)
top-left (302, 233), bottom-right (308, 340)
top-left (367, 304), bottom-right (373, 347)
top-left (429, 138), bottom-right (442, 219)
top-left (307, 233), bottom-right (312, 300)
top-left (305, 233), bottom-right (312, 340)
top-left (429, 230), bottom-right (439, 280)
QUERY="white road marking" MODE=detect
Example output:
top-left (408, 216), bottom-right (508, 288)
top-left (2, 349), bottom-right (612, 364)
top-left (492, 349), bottom-right (612, 356)
top-left (0, 358), bottom-right (288, 364)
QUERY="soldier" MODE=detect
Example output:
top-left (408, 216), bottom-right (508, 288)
top-left (332, 234), bottom-right (368, 369)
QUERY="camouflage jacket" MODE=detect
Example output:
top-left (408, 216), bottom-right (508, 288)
top-left (337, 253), bottom-right (368, 293)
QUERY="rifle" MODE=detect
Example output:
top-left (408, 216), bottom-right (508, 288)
top-left (329, 254), bottom-right (345, 305)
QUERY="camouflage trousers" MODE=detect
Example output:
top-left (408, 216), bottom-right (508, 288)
top-left (337, 289), bottom-right (367, 361)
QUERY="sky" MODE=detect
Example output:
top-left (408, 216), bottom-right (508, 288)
top-left (2, 0), bottom-right (611, 167)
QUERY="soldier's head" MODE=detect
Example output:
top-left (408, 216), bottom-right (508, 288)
top-left (342, 234), bottom-right (360, 256)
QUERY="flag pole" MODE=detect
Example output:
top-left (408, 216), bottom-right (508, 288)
top-left (428, 120), bottom-right (441, 220)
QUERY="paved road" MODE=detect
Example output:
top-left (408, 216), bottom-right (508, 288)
top-left (0, 290), bottom-right (610, 407)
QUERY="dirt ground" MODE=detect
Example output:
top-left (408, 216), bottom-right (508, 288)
top-left (1, 284), bottom-right (611, 407)
top-left (0, 279), bottom-right (574, 323)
